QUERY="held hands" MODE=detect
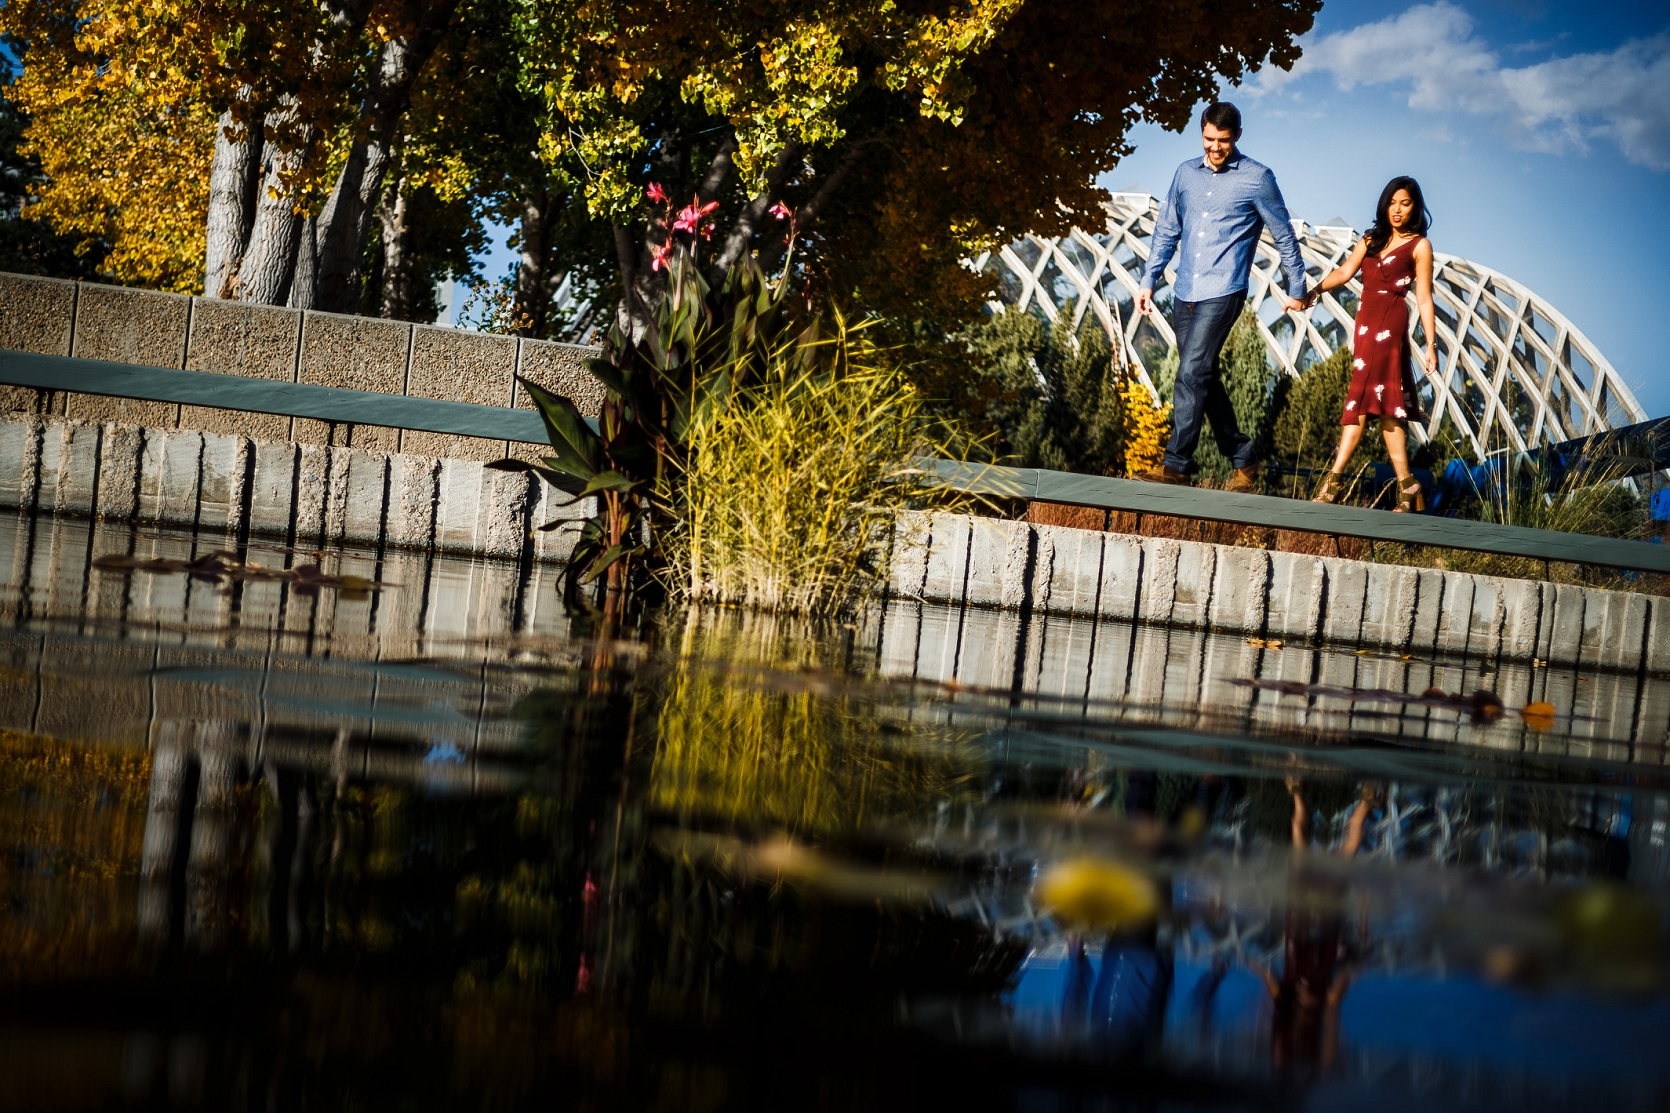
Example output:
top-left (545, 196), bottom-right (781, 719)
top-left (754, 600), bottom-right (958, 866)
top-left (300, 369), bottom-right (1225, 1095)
top-left (1280, 292), bottom-right (1306, 315)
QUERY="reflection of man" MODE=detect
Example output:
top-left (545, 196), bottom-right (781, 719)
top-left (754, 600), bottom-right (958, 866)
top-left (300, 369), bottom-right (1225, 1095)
top-left (1062, 927), bottom-right (1174, 1063)
top-left (1134, 101), bottom-right (1309, 491)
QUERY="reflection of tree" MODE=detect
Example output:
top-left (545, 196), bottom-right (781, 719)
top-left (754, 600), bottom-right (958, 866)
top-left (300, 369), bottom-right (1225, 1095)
top-left (0, 728), bottom-right (151, 985)
top-left (650, 615), bottom-right (986, 836)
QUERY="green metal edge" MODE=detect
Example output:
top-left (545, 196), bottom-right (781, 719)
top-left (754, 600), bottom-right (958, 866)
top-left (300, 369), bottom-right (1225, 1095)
top-left (920, 457), bottom-right (1670, 575)
top-left (0, 350), bottom-right (553, 443)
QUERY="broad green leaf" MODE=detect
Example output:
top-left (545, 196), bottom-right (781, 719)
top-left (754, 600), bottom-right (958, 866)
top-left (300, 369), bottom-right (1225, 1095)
top-left (518, 376), bottom-right (602, 477)
top-left (580, 470), bottom-right (642, 496)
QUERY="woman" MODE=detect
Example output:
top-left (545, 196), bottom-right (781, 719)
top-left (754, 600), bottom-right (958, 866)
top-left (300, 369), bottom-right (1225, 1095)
top-left (1307, 177), bottom-right (1440, 512)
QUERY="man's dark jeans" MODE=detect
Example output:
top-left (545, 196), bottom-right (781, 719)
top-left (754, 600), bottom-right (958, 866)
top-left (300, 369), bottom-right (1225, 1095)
top-left (1161, 291), bottom-right (1253, 474)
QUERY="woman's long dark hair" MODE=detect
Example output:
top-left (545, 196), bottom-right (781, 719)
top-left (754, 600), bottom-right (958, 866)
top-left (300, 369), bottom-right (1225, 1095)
top-left (1364, 176), bottom-right (1430, 255)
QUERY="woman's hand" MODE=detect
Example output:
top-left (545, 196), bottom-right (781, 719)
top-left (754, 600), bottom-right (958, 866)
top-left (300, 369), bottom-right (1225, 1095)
top-left (1424, 344), bottom-right (1439, 380)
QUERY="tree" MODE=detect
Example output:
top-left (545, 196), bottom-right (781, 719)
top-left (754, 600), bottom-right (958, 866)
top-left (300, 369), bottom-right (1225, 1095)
top-left (969, 306), bottom-right (1123, 474)
top-left (965, 304), bottom-right (1172, 478)
top-left (0, 42), bottom-right (105, 279)
top-left (2, 0), bottom-right (1318, 340)
top-left (509, 0), bottom-right (1320, 334)
top-left (1, 0), bottom-right (498, 310)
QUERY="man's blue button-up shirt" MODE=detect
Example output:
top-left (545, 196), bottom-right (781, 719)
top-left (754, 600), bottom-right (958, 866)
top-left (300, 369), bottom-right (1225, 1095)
top-left (1140, 151), bottom-right (1308, 304)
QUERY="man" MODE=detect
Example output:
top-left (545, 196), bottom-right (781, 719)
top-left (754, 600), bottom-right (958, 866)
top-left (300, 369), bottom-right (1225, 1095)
top-left (1134, 102), bottom-right (1308, 491)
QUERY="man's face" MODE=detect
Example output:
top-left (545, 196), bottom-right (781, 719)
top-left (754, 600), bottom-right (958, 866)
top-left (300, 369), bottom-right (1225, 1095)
top-left (1202, 123), bottom-right (1238, 170)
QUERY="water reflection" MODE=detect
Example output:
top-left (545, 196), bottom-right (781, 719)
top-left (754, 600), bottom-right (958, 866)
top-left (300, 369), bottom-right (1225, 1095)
top-left (0, 511), bottom-right (1666, 1110)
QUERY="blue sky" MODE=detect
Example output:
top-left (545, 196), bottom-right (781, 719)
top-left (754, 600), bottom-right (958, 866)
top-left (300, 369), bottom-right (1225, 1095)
top-left (1100, 0), bottom-right (1670, 416)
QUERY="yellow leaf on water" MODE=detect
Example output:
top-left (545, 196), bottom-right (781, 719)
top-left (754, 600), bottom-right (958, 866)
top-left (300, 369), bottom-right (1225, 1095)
top-left (1520, 701), bottom-right (1557, 731)
top-left (1035, 858), bottom-right (1159, 934)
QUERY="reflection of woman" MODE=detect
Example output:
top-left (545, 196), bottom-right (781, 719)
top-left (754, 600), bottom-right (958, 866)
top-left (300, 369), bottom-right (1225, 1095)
top-left (1254, 780), bottom-right (1376, 1076)
top-left (1306, 177), bottom-right (1441, 513)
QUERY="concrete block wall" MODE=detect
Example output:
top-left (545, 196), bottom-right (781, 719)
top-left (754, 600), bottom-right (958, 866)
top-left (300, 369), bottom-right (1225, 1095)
top-left (0, 412), bottom-right (591, 563)
top-left (0, 272), bottom-right (606, 458)
top-left (893, 510), bottom-right (1670, 674)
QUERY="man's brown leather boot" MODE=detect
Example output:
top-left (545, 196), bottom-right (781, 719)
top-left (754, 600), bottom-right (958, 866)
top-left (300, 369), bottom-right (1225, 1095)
top-left (1133, 464), bottom-right (1191, 486)
top-left (1225, 462), bottom-right (1261, 494)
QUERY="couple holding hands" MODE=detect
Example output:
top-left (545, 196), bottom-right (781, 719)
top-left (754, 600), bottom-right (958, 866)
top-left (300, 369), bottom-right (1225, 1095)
top-left (1134, 102), bottom-right (1440, 513)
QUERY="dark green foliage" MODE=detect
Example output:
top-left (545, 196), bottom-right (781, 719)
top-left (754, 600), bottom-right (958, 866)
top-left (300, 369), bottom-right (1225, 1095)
top-left (1268, 344), bottom-right (1389, 473)
top-left (965, 305), bottom-right (1128, 475)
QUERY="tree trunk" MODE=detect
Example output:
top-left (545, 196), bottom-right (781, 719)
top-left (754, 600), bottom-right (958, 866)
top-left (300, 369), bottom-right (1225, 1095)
top-left (379, 176), bottom-right (415, 320)
top-left (235, 103), bottom-right (313, 307)
top-left (287, 213), bottom-right (319, 310)
top-left (514, 188), bottom-right (551, 336)
top-left (613, 225), bottom-right (654, 340)
top-left (309, 2), bottom-right (459, 313)
top-left (203, 108), bottom-right (263, 298)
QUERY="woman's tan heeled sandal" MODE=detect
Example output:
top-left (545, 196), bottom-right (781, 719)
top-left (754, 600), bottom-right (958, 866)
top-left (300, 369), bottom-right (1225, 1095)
top-left (1311, 471), bottom-right (1346, 504)
top-left (1394, 478), bottom-right (1425, 513)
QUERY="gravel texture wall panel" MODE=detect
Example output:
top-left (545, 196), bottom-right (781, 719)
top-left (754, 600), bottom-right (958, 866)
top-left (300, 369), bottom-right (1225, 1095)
top-left (183, 299), bottom-right (301, 441)
top-left (402, 326), bottom-right (515, 462)
top-left (295, 312), bottom-right (411, 451)
top-left (0, 274), bottom-right (74, 415)
top-left (67, 285), bottom-right (188, 426)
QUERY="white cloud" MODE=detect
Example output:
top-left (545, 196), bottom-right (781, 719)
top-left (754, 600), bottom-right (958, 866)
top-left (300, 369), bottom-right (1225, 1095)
top-left (1254, 3), bottom-right (1670, 171)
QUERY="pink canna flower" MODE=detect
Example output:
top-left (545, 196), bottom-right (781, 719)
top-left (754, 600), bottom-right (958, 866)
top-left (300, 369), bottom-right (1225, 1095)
top-left (768, 201), bottom-right (793, 221)
top-left (645, 182), bottom-right (668, 204)
top-left (650, 239), bottom-right (675, 272)
top-left (672, 196), bottom-right (720, 234)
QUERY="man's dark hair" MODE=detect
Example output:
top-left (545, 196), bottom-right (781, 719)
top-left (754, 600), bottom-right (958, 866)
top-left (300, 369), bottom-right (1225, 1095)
top-left (1201, 102), bottom-right (1242, 135)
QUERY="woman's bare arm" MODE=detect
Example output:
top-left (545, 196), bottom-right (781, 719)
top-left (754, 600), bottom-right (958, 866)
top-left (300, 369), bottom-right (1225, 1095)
top-left (1310, 238), bottom-right (1369, 303)
top-left (1414, 239), bottom-right (1439, 379)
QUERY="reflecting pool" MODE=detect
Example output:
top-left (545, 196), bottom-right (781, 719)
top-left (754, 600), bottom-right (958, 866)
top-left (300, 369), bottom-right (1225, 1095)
top-left (1, 510), bottom-right (1666, 1111)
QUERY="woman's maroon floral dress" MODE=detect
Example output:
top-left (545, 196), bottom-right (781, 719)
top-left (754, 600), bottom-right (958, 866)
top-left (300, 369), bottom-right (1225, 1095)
top-left (1340, 237), bottom-right (1425, 425)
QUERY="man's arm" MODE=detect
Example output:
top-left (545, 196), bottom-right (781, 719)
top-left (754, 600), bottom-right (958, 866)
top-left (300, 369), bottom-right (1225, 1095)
top-left (1253, 169), bottom-right (1310, 304)
top-left (1139, 168), bottom-right (1184, 301)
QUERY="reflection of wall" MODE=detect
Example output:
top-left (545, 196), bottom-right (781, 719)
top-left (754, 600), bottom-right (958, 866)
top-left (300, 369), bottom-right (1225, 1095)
top-left (978, 194), bottom-right (1645, 454)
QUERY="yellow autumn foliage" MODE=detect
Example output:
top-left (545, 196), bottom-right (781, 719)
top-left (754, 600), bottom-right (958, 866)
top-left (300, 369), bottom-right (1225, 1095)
top-left (1120, 376), bottom-right (1172, 478)
top-left (10, 52), bottom-right (214, 291)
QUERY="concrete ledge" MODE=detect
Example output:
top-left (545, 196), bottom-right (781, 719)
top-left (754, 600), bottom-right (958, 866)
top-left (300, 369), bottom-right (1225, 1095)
top-left (0, 273), bottom-right (74, 415)
top-left (296, 311), bottom-right (410, 452)
top-left (0, 411), bottom-right (589, 564)
top-left (898, 512), bottom-right (1670, 672)
top-left (68, 285), bottom-right (188, 427)
top-left (0, 271), bottom-right (607, 448)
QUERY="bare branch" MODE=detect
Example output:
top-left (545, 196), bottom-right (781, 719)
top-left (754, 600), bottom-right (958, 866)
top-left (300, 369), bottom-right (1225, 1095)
top-left (696, 133), bottom-right (738, 204)
top-left (756, 138), bottom-right (877, 272)
top-left (709, 141), bottom-right (804, 281)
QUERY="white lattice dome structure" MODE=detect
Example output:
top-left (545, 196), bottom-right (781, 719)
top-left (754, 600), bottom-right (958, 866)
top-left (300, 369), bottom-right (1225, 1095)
top-left (972, 192), bottom-right (1644, 455)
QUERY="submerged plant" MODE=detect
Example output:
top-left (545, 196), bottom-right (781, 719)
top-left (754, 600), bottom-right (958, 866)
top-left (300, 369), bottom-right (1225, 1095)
top-left (650, 611), bottom-right (984, 835)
